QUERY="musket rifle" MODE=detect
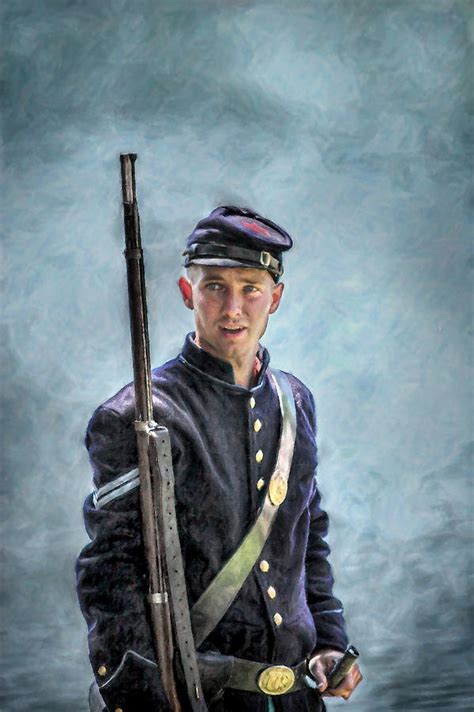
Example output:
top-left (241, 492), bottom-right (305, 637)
top-left (120, 154), bottom-right (207, 712)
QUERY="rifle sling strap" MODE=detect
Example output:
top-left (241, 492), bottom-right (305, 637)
top-left (190, 369), bottom-right (297, 649)
top-left (150, 428), bottom-right (207, 710)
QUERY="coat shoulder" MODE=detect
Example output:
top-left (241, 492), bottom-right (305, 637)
top-left (89, 356), bottom-right (183, 426)
top-left (84, 357), bottom-right (183, 486)
top-left (274, 369), bottom-right (317, 427)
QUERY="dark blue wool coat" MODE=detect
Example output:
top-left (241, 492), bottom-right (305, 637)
top-left (76, 334), bottom-right (348, 712)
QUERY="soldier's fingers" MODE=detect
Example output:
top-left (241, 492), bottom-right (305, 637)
top-left (308, 658), bottom-right (329, 693)
top-left (326, 666), bottom-right (363, 698)
top-left (342, 665), bottom-right (361, 687)
top-left (340, 675), bottom-right (363, 700)
top-left (340, 669), bottom-right (364, 699)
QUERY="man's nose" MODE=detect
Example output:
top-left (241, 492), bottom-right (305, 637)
top-left (223, 289), bottom-right (243, 319)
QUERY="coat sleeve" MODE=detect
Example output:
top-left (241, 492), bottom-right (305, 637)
top-left (75, 405), bottom-right (171, 712)
top-left (303, 391), bottom-right (349, 654)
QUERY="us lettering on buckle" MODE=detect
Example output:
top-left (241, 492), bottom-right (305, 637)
top-left (257, 665), bottom-right (295, 695)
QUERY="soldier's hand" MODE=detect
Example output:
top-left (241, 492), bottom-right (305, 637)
top-left (308, 648), bottom-right (362, 700)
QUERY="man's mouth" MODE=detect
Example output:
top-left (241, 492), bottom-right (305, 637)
top-left (220, 326), bottom-right (247, 334)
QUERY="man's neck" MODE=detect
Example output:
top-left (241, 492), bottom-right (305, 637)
top-left (193, 335), bottom-right (260, 389)
top-left (232, 355), bottom-right (262, 389)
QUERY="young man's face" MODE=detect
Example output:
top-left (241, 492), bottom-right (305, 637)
top-left (178, 265), bottom-right (284, 364)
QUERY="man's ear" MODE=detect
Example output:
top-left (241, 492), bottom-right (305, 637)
top-left (269, 282), bottom-right (284, 314)
top-left (178, 276), bottom-right (194, 310)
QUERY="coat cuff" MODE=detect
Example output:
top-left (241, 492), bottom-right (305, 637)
top-left (96, 650), bottom-right (171, 712)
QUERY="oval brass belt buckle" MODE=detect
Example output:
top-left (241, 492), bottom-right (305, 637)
top-left (257, 665), bottom-right (295, 695)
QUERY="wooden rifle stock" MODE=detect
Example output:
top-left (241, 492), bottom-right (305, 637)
top-left (120, 153), bottom-right (181, 711)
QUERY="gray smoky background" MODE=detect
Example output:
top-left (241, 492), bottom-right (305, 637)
top-left (2, 1), bottom-right (472, 710)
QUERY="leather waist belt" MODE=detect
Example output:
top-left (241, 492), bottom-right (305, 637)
top-left (197, 653), bottom-right (311, 698)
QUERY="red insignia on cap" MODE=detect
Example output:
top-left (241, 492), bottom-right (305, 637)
top-left (240, 220), bottom-right (271, 237)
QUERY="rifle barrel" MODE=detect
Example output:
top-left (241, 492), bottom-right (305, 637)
top-left (120, 153), bottom-right (180, 711)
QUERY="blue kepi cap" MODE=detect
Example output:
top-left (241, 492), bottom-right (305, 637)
top-left (183, 206), bottom-right (293, 280)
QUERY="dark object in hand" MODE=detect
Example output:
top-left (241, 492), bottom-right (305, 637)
top-left (327, 645), bottom-right (360, 689)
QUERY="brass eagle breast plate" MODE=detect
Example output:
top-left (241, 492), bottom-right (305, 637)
top-left (268, 474), bottom-right (288, 506)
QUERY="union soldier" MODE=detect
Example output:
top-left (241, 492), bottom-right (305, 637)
top-left (76, 206), bottom-right (362, 711)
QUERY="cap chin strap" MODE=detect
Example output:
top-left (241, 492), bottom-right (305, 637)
top-left (183, 242), bottom-right (283, 277)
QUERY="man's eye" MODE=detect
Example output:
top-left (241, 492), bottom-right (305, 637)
top-left (243, 285), bottom-right (258, 293)
top-left (206, 283), bottom-right (223, 291)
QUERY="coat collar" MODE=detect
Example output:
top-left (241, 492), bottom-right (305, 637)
top-left (179, 332), bottom-right (270, 393)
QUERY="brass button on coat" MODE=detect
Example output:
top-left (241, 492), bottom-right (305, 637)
top-left (256, 478), bottom-right (265, 490)
top-left (255, 449), bottom-right (264, 463)
top-left (249, 396), bottom-right (256, 408)
top-left (259, 560), bottom-right (270, 572)
top-left (115, 709), bottom-right (124, 712)
top-left (254, 418), bottom-right (262, 433)
top-left (267, 586), bottom-right (276, 599)
top-left (97, 665), bottom-right (107, 677)
top-left (273, 613), bottom-right (283, 626)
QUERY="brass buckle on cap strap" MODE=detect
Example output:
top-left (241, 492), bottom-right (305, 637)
top-left (257, 665), bottom-right (296, 695)
top-left (260, 251), bottom-right (272, 267)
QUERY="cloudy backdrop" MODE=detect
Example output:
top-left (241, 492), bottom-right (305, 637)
top-left (2, 1), bottom-right (472, 710)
